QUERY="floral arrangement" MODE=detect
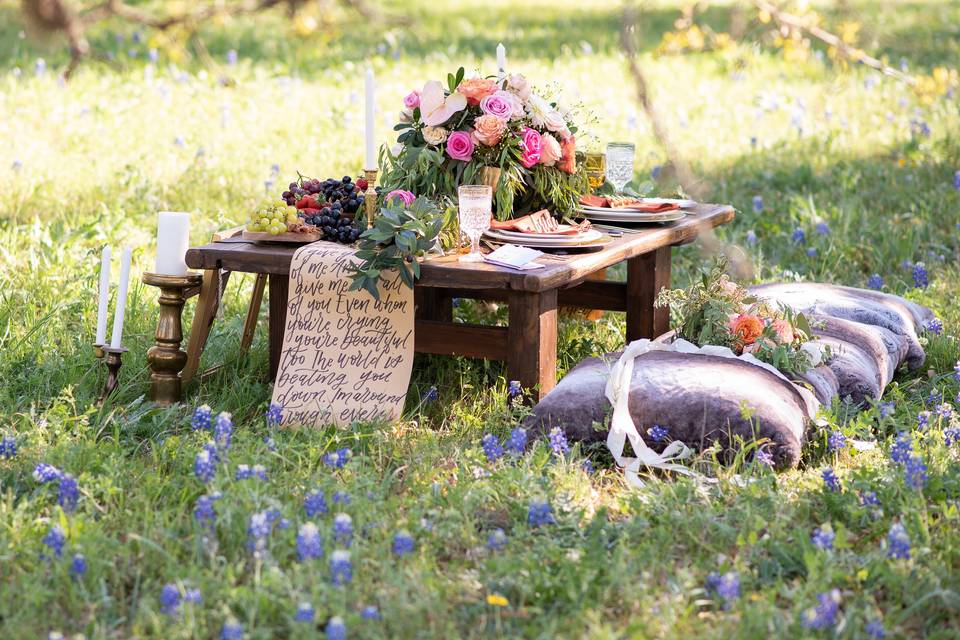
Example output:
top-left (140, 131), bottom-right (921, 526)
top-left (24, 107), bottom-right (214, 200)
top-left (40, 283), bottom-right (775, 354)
top-left (380, 67), bottom-right (589, 219)
top-left (656, 258), bottom-right (821, 375)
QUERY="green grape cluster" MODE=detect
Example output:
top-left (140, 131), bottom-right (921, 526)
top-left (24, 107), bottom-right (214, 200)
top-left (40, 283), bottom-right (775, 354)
top-left (247, 202), bottom-right (299, 235)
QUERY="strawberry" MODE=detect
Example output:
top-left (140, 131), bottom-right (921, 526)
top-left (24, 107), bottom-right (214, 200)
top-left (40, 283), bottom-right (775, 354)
top-left (295, 195), bottom-right (320, 210)
top-left (300, 207), bottom-right (321, 215)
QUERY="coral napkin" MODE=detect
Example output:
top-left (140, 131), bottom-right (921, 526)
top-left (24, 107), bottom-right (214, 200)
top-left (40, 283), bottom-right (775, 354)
top-left (580, 195), bottom-right (680, 212)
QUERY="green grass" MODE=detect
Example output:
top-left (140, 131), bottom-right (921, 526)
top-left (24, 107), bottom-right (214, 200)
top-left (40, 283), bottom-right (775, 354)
top-left (2, 0), bottom-right (960, 637)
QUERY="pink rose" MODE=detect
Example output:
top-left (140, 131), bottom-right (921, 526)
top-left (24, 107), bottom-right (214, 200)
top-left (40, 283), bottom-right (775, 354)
top-left (403, 90), bottom-right (421, 109)
top-left (479, 91), bottom-right (517, 120)
top-left (519, 127), bottom-right (542, 168)
top-left (385, 189), bottom-right (416, 206)
top-left (446, 130), bottom-right (475, 162)
top-left (539, 133), bottom-right (562, 166)
top-left (771, 319), bottom-right (795, 344)
top-left (456, 77), bottom-right (498, 106)
top-left (472, 114), bottom-right (506, 146)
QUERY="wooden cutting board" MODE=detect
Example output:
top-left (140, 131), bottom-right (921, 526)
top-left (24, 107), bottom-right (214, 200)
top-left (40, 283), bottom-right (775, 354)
top-left (241, 229), bottom-right (322, 243)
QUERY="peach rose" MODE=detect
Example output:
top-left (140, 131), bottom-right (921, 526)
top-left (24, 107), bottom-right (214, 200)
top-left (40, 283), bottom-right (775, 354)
top-left (771, 319), bottom-right (795, 344)
top-left (539, 133), bottom-right (562, 166)
top-left (728, 314), bottom-right (764, 346)
top-left (472, 114), bottom-right (506, 146)
top-left (557, 135), bottom-right (577, 174)
top-left (457, 77), bottom-right (498, 106)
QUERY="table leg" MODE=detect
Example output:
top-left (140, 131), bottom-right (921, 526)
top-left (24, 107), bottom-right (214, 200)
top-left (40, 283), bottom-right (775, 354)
top-left (626, 246), bottom-right (672, 342)
top-left (240, 273), bottom-right (267, 355)
top-left (182, 268), bottom-right (230, 383)
top-left (507, 289), bottom-right (558, 401)
top-left (268, 274), bottom-right (289, 382)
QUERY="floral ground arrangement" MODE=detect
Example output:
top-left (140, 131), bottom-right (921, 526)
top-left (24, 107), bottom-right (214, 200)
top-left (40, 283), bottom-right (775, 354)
top-left (3, 0), bottom-right (960, 638)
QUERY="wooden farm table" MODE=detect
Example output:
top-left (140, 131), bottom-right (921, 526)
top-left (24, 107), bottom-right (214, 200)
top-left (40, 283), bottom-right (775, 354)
top-left (184, 203), bottom-right (734, 399)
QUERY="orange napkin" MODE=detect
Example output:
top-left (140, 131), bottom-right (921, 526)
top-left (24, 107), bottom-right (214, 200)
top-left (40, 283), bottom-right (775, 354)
top-left (490, 210), bottom-right (590, 235)
top-left (580, 195), bottom-right (679, 212)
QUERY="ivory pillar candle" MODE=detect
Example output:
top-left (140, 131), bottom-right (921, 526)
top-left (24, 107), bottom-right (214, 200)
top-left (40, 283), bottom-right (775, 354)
top-left (95, 246), bottom-right (111, 345)
top-left (364, 68), bottom-right (376, 170)
top-left (109, 247), bottom-right (132, 349)
top-left (155, 211), bottom-right (190, 276)
top-left (496, 43), bottom-right (507, 80)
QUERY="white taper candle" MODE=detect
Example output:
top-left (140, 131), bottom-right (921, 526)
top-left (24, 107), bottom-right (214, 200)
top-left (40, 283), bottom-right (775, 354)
top-left (95, 246), bottom-right (111, 345)
top-left (496, 43), bottom-right (507, 80)
top-left (364, 68), bottom-right (376, 170)
top-left (109, 247), bottom-right (132, 349)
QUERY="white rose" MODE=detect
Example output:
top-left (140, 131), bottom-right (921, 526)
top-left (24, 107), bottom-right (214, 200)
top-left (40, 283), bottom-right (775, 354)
top-left (544, 110), bottom-right (568, 134)
top-left (422, 125), bottom-right (449, 145)
top-left (399, 107), bottom-right (413, 124)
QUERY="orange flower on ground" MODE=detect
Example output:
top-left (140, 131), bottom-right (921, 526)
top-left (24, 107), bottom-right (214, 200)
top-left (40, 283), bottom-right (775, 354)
top-left (728, 314), bottom-right (764, 346)
top-left (771, 319), bottom-right (795, 344)
top-left (457, 77), bottom-right (498, 106)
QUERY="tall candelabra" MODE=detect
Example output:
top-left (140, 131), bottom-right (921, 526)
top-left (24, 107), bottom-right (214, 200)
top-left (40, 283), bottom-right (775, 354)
top-left (142, 272), bottom-right (203, 405)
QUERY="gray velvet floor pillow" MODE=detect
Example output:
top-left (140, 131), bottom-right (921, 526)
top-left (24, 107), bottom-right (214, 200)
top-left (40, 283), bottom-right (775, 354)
top-left (525, 350), bottom-right (814, 468)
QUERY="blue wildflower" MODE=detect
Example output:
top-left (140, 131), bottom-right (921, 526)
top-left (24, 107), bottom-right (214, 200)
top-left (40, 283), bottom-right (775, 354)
top-left (213, 412), bottom-right (233, 452)
top-left (913, 262), bottom-right (928, 288)
top-left (791, 228), bottom-right (806, 244)
top-left (648, 425), bottom-right (668, 442)
top-left (304, 490), bottom-right (328, 517)
top-left (33, 462), bottom-right (62, 483)
top-left (752, 195), bottom-right (764, 213)
top-left (806, 247), bottom-right (818, 257)
top-left (508, 380), bottom-right (523, 398)
top-left (936, 403), bottom-right (953, 420)
top-left (392, 531), bottom-right (415, 556)
top-left (361, 605), bottom-right (380, 620)
top-left (57, 474), bottom-right (78, 513)
top-left (944, 427), bottom-right (960, 447)
top-left (755, 448), bottom-right (774, 466)
top-left (0, 435), bottom-right (17, 459)
top-left (481, 434), bottom-right (504, 462)
top-left (651, 165), bottom-right (662, 179)
top-left (866, 620), bottom-right (886, 639)
top-left (323, 447), bottom-right (351, 469)
top-left (706, 571), bottom-right (740, 607)
top-left (421, 386), bottom-right (438, 403)
top-left (890, 432), bottom-right (913, 464)
top-left (332, 513), bottom-right (353, 547)
top-left (917, 411), bottom-right (932, 430)
top-left (815, 222), bottom-right (830, 235)
top-left (527, 499), bottom-right (554, 527)
top-left (194, 493), bottom-right (220, 529)
top-left (811, 525), bottom-right (835, 551)
top-left (904, 455), bottom-right (928, 490)
top-left (70, 553), bottom-right (87, 579)
top-left (858, 490), bottom-right (880, 507)
top-left (828, 430), bottom-right (847, 452)
top-left (326, 616), bottom-right (346, 640)
top-left (247, 510), bottom-right (273, 554)
top-left (226, 49), bottom-right (238, 65)
top-left (42, 524), bottom-right (65, 558)
top-left (487, 528), bottom-right (508, 551)
top-left (296, 522), bottom-right (323, 562)
top-left (160, 583), bottom-right (181, 615)
top-left (184, 588), bottom-right (202, 605)
top-left (295, 602), bottom-right (314, 623)
top-left (887, 522), bottom-right (911, 559)
top-left (750, 136), bottom-right (758, 148)
top-left (745, 229), bottom-right (758, 245)
top-left (924, 317), bottom-right (943, 335)
top-left (801, 589), bottom-right (841, 630)
top-left (954, 170), bottom-right (960, 190)
top-left (867, 274), bottom-right (883, 290)
top-left (879, 401), bottom-right (895, 418)
top-left (220, 622), bottom-right (243, 640)
top-left (330, 549), bottom-right (352, 585)
top-left (191, 405), bottom-right (212, 431)
top-left (822, 467), bottom-right (840, 492)
top-left (265, 403), bottom-right (283, 428)
top-left (332, 491), bottom-right (350, 505)
top-left (263, 436), bottom-right (277, 452)
top-left (581, 459), bottom-right (594, 474)
top-left (505, 427), bottom-right (528, 455)
top-left (548, 427), bottom-right (570, 457)
top-left (194, 449), bottom-right (216, 484)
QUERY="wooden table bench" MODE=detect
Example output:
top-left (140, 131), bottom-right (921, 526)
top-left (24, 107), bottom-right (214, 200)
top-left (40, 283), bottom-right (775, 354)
top-left (184, 204), bottom-right (734, 400)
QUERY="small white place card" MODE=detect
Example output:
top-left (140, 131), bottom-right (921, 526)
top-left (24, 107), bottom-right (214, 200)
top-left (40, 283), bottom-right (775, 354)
top-left (484, 244), bottom-right (545, 270)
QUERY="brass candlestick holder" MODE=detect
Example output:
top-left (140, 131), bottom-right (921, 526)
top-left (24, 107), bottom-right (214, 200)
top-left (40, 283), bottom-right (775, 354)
top-left (363, 168), bottom-right (378, 229)
top-left (101, 345), bottom-right (128, 399)
top-left (143, 272), bottom-right (203, 405)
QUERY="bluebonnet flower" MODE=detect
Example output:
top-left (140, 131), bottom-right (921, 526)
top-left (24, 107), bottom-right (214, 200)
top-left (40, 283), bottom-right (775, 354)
top-left (792, 228), bottom-right (806, 244)
top-left (160, 583), bottom-right (181, 615)
top-left (705, 571), bottom-right (740, 606)
top-left (548, 428), bottom-right (570, 456)
top-left (913, 262), bottom-right (928, 288)
top-left (361, 605), bottom-right (380, 620)
top-left (924, 317), bottom-right (943, 335)
top-left (954, 169), bottom-right (960, 190)
top-left (11, 159), bottom-right (23, 172)
top-left (955, 360), bottom-right (960, 382)
top-left (828, 430), bottom-right (847, 452)
top-left (648, 425), bottom-right (668, 442)
top-left (858, 490), bottom-right (880, 507)
top-left (917, 411), bottom-right (932, 429)
top-left (323, 447), bottom-right (351, 469)
top-left (811, 525), bottom-right (835, 551)
top-left (184, 588), bottom-right (202, 605)
top-left (421, 386), bottom-right (438, 403)
top-left (944, 427), bottom-right (960, 447)
top-left (806, 247), bottom-right (818, 257)
top-left (333, 513), bottom-right (353, 547)
top-left (487, 528), bottom-right (508, 551)
top-left (822, 467), bottom-right (840, 492)
top-left (904, 455), bottom-right (928, 490)
top-left (296, 522), bottom-right (323, 562)
top-left (508, 380), bottom-right (523, 398)
top-left (801, 589), bottom-right (841, 630)
top-left (866, 620), bottom-right (886, 638)
top-left (265, 403), bottom-right (283, 428)
top-left (226, 49), bottom-right (238, 65)
top-left (879, 401), bottom-right (895, 418)
top-left (34, 462), bottom-right (62, 483)
top-left (42, 524), bottom-right (65, 558)
top-left (887, 522), bottom-right (911, 559)
top-left (70, 553), bottom-right (87, 578)
top-left (890, 432), bottom-right (912, 464)
top-left (194, 449), bottom-right (216, 484)
top-left (35, 58), bottom-right (46, 76)
top-left (214, 412), bottom-right (233, 452)
top-left (0, 435), bottom-right (17, 459)
top-left (392, 531), bottom-right (415, 556)
top-left (194, 493), bottom-right (220, 530)
top-left (295, 602), bottom-right (314, 623)
top-left (900, 258), bottom-right (913, 269)
top-left (263, 436), bottom-right (277, 452)
top-left (174, 136), bottom-right (186, 148)
top-left (527, 499), bottom-right (555, 527)
top-left (755, 448), bottom-right (774, 466)
top-left (752, 195), bottom-right (764, 213)
top-left (867, 274), bottom-right (883, 290)
top-left (815, 222), bottom-right (830, 235)
top-left (247, 510), bottom-right (274, 554)
top-left (304, 490), bottom-right (328, 517)
top-left (581, 459), bottom-right (594, 474)
top-left (936, 403), bottom-right (953, 420)
top-left (235, 464), bottom-right (268, 481)
top-left (330, 549), bottom-right (352, 585)
top-left (220, 622), bottom-right (243, 640)
top-left (148, 48), bottom-right (158, 63)
top-left (326, 616), bottom-right (346, 640)
top-left (750, 136), bottom-right (758, 148)
top-left (332, 491), bottom-right (351, 505)
top-left (192, 405), bottom-right (213, 430)
top-left (58, 474), bottom-right (78, 513)
top-left (481, 434), bottom-right (504, 462)
top-left (505, 427), bottom-right (528, 455)
top-left (746, 229), bottom-right (758, 245)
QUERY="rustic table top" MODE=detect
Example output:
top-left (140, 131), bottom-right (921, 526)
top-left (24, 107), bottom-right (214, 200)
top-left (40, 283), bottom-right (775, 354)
top-left (185, 203), bottom-right (734, 292)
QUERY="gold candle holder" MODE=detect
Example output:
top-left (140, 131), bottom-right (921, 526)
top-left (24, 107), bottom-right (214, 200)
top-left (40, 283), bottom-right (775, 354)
top-left (100, 345), bottom-right (128, 399)
top-left (92, 343), bottom-right (105, 360)
top-left (363, 168), bottom-right (378, 229)
top-left (143, 272), bottom-right (203, 405)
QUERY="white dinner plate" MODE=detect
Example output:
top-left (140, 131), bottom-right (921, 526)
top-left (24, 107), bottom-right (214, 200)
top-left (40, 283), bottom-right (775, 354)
top-left (484, 228), bottom-right (608, 247)
top-left (580, 210), bottom-right (686, 223)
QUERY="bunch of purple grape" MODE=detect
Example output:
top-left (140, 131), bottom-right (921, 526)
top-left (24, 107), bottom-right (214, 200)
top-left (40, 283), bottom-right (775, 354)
top-left (305, 204), bottom-right (361, 244)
